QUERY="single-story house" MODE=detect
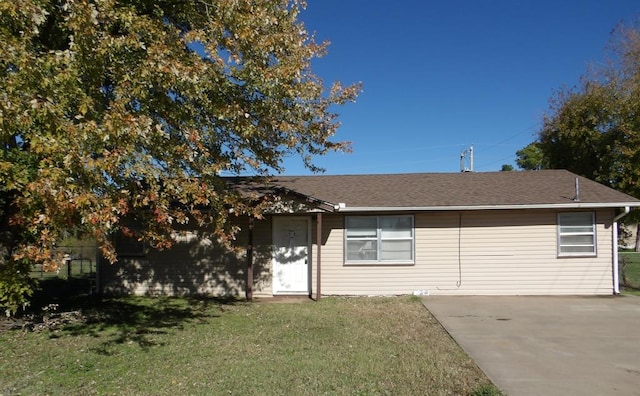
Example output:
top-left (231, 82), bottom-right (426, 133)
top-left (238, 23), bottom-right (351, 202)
top-left (98, 169), bottom-right (640, 298)
top-left (621, 223), bottom-right (638, 250)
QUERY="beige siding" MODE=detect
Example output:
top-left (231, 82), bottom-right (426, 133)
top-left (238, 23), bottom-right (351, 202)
top-left (249, 217), bottom-right (274, 296)
top-left (102, 208), bottom-right (617, 298)
top-left (100, 217), bottom-right (273, 297)
top-left (312, 209), bottom-right (615, 296)
top-left (309, 213), bottom-right (337, 299)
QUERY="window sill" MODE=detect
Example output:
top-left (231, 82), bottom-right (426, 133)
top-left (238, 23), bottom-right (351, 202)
top-left (344, 261), bottom-right (415, 266)
top-left (557, 253), bottom-right (597, 258)
top-left (117, 253), bottom-right (147, 258)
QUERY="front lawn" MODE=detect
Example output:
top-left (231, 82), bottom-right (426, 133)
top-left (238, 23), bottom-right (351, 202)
top-left (0, 296), bottom-right (498, 395)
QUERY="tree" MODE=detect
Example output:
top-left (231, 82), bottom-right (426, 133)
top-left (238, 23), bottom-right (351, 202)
top-left (537, 82), bottom-right (622, 182)
top-left (500, 164), bottom-right (514, 171)
top-left (0, 0), bottom-right (360, 314)
top-left (518, 23), bottom-right (640, 250)
top-left (538, 25), bottom-right (640, 193)
top-left (515, 142), bottom-right (547, 170)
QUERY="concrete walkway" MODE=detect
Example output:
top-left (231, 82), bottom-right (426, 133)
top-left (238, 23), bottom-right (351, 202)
top-left (422, 295), bottom-right (640, 396)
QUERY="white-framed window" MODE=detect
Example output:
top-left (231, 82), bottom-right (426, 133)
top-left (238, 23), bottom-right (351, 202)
top-left (345, 215), bottom-right (414, 264)
top-left (557, 212), bottom-right (596, 256)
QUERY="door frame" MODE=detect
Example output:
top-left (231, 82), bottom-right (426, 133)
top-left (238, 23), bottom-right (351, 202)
top-left (272, 216), bottom-right (312, 295)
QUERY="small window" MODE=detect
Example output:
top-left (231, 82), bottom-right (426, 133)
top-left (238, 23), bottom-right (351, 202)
top-left (345, 215), bottom-right (414, 264)
top-left (557, 212), bottom-right (596, 256)
top-left (115, 233), bottom-right (146, 257)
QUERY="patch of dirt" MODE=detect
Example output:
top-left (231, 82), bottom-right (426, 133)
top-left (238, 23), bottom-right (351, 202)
top-left (254, 296), bottom-right (314, 304)
top-left (0, 307), bottom-right (87, 333)
top-left (0, 316), bottom-right (25, 332)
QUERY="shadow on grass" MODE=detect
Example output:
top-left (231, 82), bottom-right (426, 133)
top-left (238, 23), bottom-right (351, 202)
top-left (24, 277), bottom-right (236, 354)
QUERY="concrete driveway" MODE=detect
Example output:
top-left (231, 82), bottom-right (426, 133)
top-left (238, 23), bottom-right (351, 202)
top-left (422, 296), bottom-right (640, 396)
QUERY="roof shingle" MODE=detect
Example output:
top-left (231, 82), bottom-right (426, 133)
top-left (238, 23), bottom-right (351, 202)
top-left (267, 170), bottom-right (640, 210)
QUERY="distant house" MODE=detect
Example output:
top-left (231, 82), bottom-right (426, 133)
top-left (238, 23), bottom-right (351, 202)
top-left (621, 223), bottom-right (638, 250)
top-left (99, 170), bottom-right (640, 297)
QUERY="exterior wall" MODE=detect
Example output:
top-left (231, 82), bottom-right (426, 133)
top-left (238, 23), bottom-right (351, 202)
top-left (100, 217), bottom-right (273, 297)
top-left (312, 209), bottom-right (615, 296)
top-left (100, 208), bottom-right (617, 297)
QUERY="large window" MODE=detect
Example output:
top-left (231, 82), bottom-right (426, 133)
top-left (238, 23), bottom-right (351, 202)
top-left (557, 212), bottom-right (596, 256)
top-left (345, 215), bottom-right (414, 264)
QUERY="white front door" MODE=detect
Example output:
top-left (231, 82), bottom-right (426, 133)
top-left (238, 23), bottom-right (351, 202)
top-left (273, 217), bottom-right (310, 294)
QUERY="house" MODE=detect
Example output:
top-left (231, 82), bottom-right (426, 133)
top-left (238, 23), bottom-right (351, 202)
top-left (621, 223), bottom-right (638, 250)
top-left (99, 169), bottom-right (640, 298)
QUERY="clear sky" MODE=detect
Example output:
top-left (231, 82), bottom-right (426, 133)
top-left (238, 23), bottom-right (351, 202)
top-left (279, 0), bottom-right (639, 175)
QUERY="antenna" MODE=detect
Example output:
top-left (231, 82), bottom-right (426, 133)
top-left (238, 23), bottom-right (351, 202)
top-left (460, 145), bottom-right (474, 172)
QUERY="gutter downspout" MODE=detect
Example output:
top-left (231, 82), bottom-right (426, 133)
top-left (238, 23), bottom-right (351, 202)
top-left (94, 239), bottom-right (100, 295)
top-left (613, 207), bottom-right (631, 294)
top-left (316, 213), bottom-right (322, 301)
top-left (246, 216), bottom-right (254, 301)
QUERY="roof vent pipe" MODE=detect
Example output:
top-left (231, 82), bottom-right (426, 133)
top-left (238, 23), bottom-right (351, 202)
top-left (460, 145), bottom-right (474, 172)
top-left (573, 177), bottom-right (580, 202)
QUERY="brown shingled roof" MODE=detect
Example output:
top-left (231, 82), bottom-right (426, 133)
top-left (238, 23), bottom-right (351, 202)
top-left (266, 170), bottom-right (640, 210)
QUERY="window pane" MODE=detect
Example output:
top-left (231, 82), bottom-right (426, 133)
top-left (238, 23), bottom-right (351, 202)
top-left (380, 216), bottom-right (412, 238)
top-left (346, 217), bottom-right (377, 238)
top-left (559, 212), bottom-right (593, 229)
top-left (560, 235), bottom-right (595, 246)
top-left (346, 229), bottom-right (377, 238)
top-left (560, 225), bottom-right (594, 233)
top-left (346, 240), bottom-right (378, 261)
top-left (380, 240), bottom-right (412, 261)
top-left (559, 213), bottom-right (593, 226)
top-left (560, 245), bottom-right (595, 254)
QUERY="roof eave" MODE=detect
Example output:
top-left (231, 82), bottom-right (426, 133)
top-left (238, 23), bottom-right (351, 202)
top-left (335, 202), bottom-right (640, 212)
top-left (274, 187), bottom-right (337, 212)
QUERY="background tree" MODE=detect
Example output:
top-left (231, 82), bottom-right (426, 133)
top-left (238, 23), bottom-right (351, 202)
top-left (538, 82), bottom-right (621, 181)
top-left (0, 0), bottom-right (360, 314)
top-left (515, 142), bottom-right (547, 170)
top-left (517, 23), bottom-right (640, 250)
top-left (500, 164), bottom-right (514, 171)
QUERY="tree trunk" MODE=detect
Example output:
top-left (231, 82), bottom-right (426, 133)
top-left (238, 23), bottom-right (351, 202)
top-left (0, 190), bottom-right (19, 267)
top-left (0, 241), bottom-right (9, 267)
top-left (635, 222), bottom-right (640, 252)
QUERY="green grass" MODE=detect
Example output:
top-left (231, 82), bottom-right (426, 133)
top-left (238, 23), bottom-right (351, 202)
top-left (620, 251), bottom-right (640, 293)
top-left (0, 295), bottom-right (499, 395)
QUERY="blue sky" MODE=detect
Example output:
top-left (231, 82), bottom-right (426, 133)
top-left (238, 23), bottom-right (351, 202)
top-left (279, 0), bottom-right (639, 175)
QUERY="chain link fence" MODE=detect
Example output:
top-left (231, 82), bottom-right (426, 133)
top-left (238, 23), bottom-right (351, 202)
top-left (620, 252), bottom-right (640, 290)
top-left (29, 240), bottom-right (98, 294)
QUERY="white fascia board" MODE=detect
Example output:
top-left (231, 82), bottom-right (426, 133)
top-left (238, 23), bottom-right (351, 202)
top-left (336, 202), bottom-right (640, 212)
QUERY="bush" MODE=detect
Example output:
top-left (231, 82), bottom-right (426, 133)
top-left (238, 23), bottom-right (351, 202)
top-left (0, 259), bottom-right (37, 316)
